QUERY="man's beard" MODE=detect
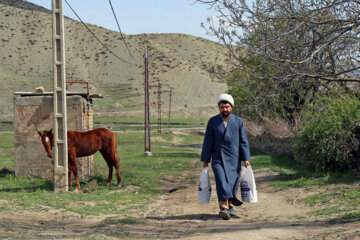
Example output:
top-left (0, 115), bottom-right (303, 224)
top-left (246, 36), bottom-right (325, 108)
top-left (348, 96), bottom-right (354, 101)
top-left (221, 111), bottom-right (230, 118)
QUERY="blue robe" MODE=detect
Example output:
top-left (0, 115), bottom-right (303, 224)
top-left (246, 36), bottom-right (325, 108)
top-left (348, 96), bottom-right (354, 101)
top-left (201, 114), bottom-right (251, 201)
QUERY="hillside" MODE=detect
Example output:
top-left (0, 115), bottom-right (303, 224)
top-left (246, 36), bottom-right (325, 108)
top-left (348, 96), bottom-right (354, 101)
top-left (0, 0), bottom-right (229, 120)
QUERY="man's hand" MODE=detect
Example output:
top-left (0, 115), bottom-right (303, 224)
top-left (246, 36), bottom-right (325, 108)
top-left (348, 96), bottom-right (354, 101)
top-left (244, 161), bottom-right (250, 168)
top-left (202, 162), bottom-right (209, 168)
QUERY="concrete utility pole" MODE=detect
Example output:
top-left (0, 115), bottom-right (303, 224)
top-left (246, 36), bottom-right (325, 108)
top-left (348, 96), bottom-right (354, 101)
top-left (168, 87), bottom-right (173, 129)
top-left (157, 79), bottom-right (161, 134)
top-left (144, 46), bottom-right (152, 156)
top-left (52, 0), bottom-right (68, 192)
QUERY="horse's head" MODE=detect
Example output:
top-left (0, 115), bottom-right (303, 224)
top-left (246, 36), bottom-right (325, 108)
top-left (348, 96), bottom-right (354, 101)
top-left (38, 129), bottom-right (54, 158)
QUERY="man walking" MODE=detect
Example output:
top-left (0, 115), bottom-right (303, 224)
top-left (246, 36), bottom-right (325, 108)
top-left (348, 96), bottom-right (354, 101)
top-left (201, 93), bottom-right (251, 220)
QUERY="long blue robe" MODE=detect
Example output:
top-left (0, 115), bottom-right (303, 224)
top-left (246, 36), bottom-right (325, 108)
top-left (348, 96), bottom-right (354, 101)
top-left (201, 114), bottom-right (251, 201)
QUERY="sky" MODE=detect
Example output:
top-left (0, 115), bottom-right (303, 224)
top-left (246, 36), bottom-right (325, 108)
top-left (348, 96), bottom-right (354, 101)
top-left (25, 0), bottom-right (220, 41)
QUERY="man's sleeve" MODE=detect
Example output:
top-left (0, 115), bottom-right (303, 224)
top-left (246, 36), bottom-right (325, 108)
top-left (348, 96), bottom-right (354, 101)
top-left (239, 120), bottom-right (251, 161)
top-left (201, 119), bottom-right (213, 163)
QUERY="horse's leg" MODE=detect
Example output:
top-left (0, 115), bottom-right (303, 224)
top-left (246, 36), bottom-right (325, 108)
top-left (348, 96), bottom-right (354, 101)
top-left (100, 149), bottom-right (113, 185)
top-left (114, 151), bottom-right (121, 187)
top-left (110, 134), bottom-right (121, 187)
top-left (72, 161), bottom-right (80, 192)
top-left (69, 153), bottom-right (80, 192)
top-left (73, 168), bottom-right (80, 192)
top-left (68, 153), bottom-right (73, 187)
top-left (68, 168), bottom-right (72, 187)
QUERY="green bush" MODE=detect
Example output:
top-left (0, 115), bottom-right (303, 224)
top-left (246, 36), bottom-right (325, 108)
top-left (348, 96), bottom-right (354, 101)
top-left (295, 95), bottom-right (360, 173)
top-left (227, 56), bottom-right (312, 124)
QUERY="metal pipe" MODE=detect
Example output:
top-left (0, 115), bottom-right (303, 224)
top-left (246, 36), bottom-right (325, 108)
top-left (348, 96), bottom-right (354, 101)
top-left (66, 81), bottom-right (90, 102)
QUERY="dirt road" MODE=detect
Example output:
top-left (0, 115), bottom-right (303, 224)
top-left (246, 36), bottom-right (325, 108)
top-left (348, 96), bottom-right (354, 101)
top-left (148, 167), bottom-right (360, 240)
top-left (0, 165), bottom-right (359, 239)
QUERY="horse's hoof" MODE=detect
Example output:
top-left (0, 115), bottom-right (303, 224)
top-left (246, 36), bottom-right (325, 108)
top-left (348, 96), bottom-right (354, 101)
top-left (73, 189), bottom-right (80, 193)
top-left (117, 184), bottom-right (121, 188)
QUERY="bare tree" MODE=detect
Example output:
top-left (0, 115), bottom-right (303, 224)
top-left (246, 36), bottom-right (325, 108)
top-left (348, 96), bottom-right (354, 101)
top-left (197, 0), bottom-right (360, 121)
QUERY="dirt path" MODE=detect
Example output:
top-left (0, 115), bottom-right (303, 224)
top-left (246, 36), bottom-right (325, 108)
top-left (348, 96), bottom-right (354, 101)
top-left (147, 166), bottom-right (360, 240)
top-left (0, 164), bottom-right (359, 239)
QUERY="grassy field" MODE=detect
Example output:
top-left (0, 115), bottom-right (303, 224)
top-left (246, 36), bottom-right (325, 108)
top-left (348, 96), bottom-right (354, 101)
top-left (93, 116), bottom-right (207, 131)
top-left (1, 116), bottom-right (208, 132)
top-left (251, 148), bottom-right (360, 222)
top-left (0, 122), bottom-right (359, 229)
top-left (94, 116), bottom-right (208, 124)
top-left (0, 131), bottom-right (203, 216)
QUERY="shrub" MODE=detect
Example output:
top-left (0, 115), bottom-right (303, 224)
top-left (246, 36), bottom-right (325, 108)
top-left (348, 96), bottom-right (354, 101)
top-left (295, 95), bottom-right (360, 173)
top-left (227, 57), bottom-right (306, 124)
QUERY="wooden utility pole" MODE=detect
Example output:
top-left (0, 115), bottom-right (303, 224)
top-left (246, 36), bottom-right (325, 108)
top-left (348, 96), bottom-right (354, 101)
top-left (52, 0), bottom-right (68, 192)
top-left (144, 46), bottom-right (152, 156)
top-left (168, 88), bottom-right (173, 129)
top-left (157, 79), bottom-right (161, 134)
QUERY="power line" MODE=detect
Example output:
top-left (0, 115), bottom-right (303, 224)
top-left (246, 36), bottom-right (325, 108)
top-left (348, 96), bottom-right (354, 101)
top-left (64, 0), bottom-right (137, 66)
top-left (108, 0), bottom-right (134, 59)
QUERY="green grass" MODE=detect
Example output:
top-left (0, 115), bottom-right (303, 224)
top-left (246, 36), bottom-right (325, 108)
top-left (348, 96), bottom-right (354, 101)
top-left (93, 228), bottom-right (130, 238)
top-left (93, 116), bottom-right (207, 131)
top-left (1, 123), bottom-right (359, 229)
top-left (83, 236), bottom-right (111, 240)
top-left (99, 84), bottom-right (140, 109)
top-left (0, 131), bottom-right (203, 216)
top-left (341, 189), bottom-right (360, 201)
top-left (0, 124), bottom-right (13, 131)
top-left (251, 149), bottom-right (326, 188)
top-left (101, 216), bottom-right (148, 225)
top-left (332, 212), bottom-right (360, 222)
top-left (311, 206), bottom-right (341, 215)
top-left (302, 188), bottom-right (360, 219)
top-left (0, 116), bottom-right (206, 133)
top-left (94, 116), bottom-right (207, 125)
top-left (303, 193), bottom-right (329, 206)
top-left (0, 133), bottom-right (14, 170)
top-left (93, 123), bottom-right (205, 131)
top-left (251, 148), bottom-right (360, 220)
top-left (251, 148), bottom-right (360, 189)
top-left (92, 216), bottom-right (148, 239)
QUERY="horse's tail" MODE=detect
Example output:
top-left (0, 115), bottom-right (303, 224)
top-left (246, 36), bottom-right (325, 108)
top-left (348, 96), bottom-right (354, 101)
top-left (112, 133), bottom-right (120, 160)
top-left (111, 131), bottom-right (121, 186)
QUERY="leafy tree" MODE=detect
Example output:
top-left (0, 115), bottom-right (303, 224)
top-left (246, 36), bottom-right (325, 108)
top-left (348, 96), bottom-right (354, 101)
top-left (197, 0), bottom-right (360, 121)
top-left (227, 56), bottom-right (311, 122)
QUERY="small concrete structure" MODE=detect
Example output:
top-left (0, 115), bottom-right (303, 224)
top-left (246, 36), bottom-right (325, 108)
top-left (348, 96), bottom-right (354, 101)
top-left (13, 91), bottom-right (100, 181)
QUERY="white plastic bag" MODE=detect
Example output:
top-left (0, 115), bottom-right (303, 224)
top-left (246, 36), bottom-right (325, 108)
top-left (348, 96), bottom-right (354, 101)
top-left (198, 167), bottom-right (211, 203)
top-left (240, 166), bottom-right (258, 203)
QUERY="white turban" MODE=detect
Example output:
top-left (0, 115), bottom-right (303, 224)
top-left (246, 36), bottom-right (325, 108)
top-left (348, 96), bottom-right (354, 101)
top-left (217, 94), bottom-right (234, 106)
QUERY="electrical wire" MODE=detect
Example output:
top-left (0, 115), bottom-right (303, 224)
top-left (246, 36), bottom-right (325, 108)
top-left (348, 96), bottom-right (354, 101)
top-left (108, 0), bottom-right (135, 59)
top-left (64, 0), bottom-right (137, 66)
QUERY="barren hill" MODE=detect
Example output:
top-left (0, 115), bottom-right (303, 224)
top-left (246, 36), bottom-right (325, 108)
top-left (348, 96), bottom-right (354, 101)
top-left (0, 0), bottom-right (229, 120)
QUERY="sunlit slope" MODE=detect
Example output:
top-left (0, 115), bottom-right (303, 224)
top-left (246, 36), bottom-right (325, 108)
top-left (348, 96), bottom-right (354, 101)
top-left (0, 0), bottom-right (229, 120)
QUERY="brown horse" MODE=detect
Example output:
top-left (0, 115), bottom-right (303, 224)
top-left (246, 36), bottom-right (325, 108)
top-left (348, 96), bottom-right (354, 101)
top-left (38, 128), bottom-right (121, 191)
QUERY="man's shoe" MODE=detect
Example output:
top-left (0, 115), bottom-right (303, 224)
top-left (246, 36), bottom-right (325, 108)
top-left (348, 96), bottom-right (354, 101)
top-left (229, 207), bottom-right (237, 217)
top-left (219, 208), bottom-right (231, 220)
